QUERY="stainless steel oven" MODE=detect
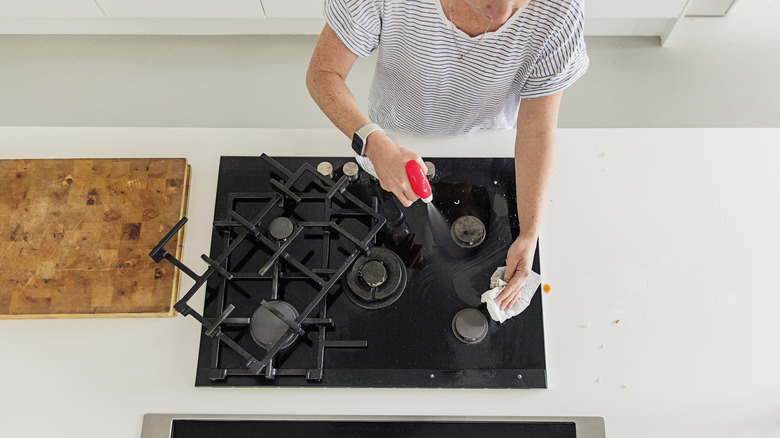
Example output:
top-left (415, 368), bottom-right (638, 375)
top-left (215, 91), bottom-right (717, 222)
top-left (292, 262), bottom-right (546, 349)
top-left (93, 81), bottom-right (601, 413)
top-left (141, 414), bottom-right (606, 437)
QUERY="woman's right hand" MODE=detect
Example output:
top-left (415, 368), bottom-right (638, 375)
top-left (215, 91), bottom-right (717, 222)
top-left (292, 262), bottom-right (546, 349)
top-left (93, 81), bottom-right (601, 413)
top-left (364, 132), bottom-right (428, 207)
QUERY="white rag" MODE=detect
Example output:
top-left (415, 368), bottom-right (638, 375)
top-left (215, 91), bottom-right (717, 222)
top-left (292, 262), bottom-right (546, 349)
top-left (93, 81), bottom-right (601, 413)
top-left (480, 266), bottom-right (542, 323)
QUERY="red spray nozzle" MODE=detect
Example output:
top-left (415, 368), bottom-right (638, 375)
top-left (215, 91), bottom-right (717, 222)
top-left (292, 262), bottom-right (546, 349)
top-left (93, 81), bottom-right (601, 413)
top-left (405, 160), bottom-right (433, 203)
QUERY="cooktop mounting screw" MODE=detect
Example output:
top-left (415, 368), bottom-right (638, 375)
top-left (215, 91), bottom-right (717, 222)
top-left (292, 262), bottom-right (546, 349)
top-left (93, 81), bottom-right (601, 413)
top-left (430, 373), bottom-right (435, 379)
top-left (517, 374), bottom-right (523, 379)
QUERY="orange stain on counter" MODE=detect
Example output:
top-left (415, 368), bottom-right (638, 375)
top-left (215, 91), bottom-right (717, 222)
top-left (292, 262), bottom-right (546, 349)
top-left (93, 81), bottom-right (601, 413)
top-left (542, 284), bottom-right (551, 293)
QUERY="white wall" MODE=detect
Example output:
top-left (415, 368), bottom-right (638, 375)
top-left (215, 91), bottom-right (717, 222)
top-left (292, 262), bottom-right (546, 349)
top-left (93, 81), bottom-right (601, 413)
top-left (0, 0), bottom-right (778, 129)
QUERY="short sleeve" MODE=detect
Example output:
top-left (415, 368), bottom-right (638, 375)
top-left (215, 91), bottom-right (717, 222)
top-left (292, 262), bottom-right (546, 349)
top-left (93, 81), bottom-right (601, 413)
top-left (323, 0), bottom-right (383, 58)
top-left (520, 1), bottom-right (589, 99)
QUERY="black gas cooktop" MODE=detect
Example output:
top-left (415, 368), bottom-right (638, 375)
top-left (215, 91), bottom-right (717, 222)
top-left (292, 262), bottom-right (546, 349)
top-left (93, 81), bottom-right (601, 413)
top-left (152, 155), bottom-right (545, 388)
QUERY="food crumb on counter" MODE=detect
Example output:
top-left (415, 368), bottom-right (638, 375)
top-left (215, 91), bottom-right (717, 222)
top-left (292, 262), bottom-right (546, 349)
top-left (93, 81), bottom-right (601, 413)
top-left (596, 377), bottom-right (602, 383)
top-left (621, 384), bottom-right (629, 389)
top-left (615, 319), bottom-right (621, 324)
top-left (599, 344), bottom-right (606, 349)
top-left (542, 284), bottom-right (551, 293)
top-left (599, 153), bottom-right (608, 157)
top-left (581, 323), bottom-right (591, 328)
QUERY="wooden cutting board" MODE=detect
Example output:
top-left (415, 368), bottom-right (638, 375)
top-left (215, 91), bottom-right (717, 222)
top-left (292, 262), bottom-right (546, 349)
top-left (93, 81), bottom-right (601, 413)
top-left (0, 158), bottom-right (190, 318)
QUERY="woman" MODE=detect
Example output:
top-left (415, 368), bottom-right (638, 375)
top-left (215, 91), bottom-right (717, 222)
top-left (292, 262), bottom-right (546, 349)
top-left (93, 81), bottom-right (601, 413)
top-left (306, 0), bottom-right (588, 311)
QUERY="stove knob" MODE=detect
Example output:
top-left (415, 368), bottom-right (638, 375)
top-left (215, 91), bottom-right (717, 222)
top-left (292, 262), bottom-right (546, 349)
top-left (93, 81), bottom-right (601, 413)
top-left (317, 161), bottom-right (334, 179)
top-left (343, 162), bottom-right (360, 182)
top-left (424, 161), bottom-right (436, 180)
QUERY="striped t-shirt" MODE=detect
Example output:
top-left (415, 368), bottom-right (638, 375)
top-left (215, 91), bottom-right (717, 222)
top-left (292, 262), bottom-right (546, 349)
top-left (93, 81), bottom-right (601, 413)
top-left (323, 0), bottom-right (589, 136)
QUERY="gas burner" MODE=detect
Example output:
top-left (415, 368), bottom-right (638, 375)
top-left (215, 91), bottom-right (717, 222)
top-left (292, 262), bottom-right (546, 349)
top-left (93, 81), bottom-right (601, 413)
top-left (151, 156), bottom-right (547, 388)
top-left (250, 300), bottom-right (300, 350)
top-left (344, 247), bottom-right (407, 309)
top-left (452, 308), bottom-right (488, 344)
top-left (152, 154), bottom-right (384, 383)
top-left (268, 217), bottom-right (294, 241)
top-left (451, 215), bottom-right (486, 248)
top-left (359, 260), bottom-right (387, 287)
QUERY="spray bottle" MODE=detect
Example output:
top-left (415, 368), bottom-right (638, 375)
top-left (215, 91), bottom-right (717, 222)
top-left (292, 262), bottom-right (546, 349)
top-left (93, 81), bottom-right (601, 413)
top-left (405, 160), bottom-right (433, 203)
top-left (354, 154), bottom-right (433, 204)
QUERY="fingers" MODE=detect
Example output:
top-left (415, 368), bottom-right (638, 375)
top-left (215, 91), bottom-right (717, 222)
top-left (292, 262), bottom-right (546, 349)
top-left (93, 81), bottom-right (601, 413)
top-left (496, 293), bottom-right (516, 311)
top-left (497, 236), bottom-right (538, 310)
top-left (380, 177), bottom-right (418, 206)
top-left (495, 287), bottom-right (519, 311)
top-left (378, 177), bottom-right (417, 206)
top-left (375, 152), bottom-right (423, 207)
top-left (496, 273), bottom-right (528, 311)
top-left (416, 157), bottom-right (428, 176)
top-left (396, 189), bottom-right (417, 207)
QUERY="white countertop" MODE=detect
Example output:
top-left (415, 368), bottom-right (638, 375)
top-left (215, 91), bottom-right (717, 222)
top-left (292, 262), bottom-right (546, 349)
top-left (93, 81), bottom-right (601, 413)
top-left (1, 127), bottom-right (779, 438)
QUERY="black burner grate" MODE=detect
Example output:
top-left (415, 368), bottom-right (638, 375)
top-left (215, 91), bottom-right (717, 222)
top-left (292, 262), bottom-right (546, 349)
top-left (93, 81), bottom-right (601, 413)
top-left (150, 154), bottom-right (386, 381)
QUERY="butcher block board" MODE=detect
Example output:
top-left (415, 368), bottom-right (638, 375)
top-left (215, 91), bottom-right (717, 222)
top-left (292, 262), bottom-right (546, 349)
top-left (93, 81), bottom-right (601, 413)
top-left (0, 158), bottom-right (190, 319)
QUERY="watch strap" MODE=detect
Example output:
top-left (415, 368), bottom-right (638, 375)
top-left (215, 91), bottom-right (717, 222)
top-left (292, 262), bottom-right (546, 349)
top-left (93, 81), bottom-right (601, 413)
top-left (352, 123), bottom-right (385, 156)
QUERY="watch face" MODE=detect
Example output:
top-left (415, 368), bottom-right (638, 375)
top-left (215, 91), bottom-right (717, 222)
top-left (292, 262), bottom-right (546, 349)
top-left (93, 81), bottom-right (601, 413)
top-left (351, 133), bottom-right (364, 156)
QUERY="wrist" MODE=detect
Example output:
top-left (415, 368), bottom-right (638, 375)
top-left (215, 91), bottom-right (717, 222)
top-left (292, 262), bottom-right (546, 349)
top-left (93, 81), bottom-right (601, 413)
top-left (364, 131), bottom-right (393, 161)
top-left (352, 122), bottom-right (385, 156)
top-left (516, 230), bottom-right (539, 244)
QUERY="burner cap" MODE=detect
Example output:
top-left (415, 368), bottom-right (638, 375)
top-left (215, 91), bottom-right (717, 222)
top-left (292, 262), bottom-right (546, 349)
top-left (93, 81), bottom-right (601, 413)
top-left (359, 260), bottom-right (387, 287)
top-left (344, 247), bottom-right (407, 310)
top-left (451, 215), bottom-right (486, 248)
top-left (249, 300), bottom-right (300, 350)
top-left (268, 217), bottom-right (294, 241)
top-left (452, 308), bottom-right (489, 344)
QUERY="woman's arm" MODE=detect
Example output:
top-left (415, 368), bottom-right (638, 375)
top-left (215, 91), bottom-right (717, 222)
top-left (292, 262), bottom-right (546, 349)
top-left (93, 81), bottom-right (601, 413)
top-left (306, 24), bottom-right (368, 138)
top-left (495, 91), bottom-right (562, 310)
top-left (306, 25), bottom-right (426, 206)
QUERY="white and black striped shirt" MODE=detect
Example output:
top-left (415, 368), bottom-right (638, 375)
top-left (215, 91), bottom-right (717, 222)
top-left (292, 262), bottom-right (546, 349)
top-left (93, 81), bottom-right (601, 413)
top-left (323, 0), bottom-right (589, 136)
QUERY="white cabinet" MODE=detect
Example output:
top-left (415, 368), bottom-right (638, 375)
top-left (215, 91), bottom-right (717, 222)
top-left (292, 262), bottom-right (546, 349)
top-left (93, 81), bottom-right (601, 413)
top-left (98, 0), bottom-right (264, 19)
top-left (253, 0), bottom-right (697, 37)
top-left (587, 0), bottom-right (688, 19)
top-left (261, 0), bottom-right (321, 19)
top-left (257, 0), bottom-right (694, 20)
top-left (0, 0), bottom-right (742, 38)
top-left (256, 0), bottom-right (697, 20)
top-left (687, 0), bottom-right (737, 16)
top-left (0, 0), bottom-right (103, 17)
top-left (0, 0), bottom-right (265, 19)
top-left (586, 0), bottom-right (690, 37)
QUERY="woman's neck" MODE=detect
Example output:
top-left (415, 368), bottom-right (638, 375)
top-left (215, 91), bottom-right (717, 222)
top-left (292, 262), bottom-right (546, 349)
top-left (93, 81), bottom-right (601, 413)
top-left (443, 0), bottom-right (521, 37)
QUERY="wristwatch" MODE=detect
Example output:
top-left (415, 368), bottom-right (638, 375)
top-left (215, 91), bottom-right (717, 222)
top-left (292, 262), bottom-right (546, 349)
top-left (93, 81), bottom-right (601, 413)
top-left (351, 123), bottom-right (385, 156)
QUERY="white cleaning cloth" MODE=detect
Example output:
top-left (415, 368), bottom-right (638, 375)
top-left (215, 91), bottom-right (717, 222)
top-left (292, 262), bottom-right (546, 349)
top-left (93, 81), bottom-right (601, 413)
top-left (480, 266), bottom-right (542, 323)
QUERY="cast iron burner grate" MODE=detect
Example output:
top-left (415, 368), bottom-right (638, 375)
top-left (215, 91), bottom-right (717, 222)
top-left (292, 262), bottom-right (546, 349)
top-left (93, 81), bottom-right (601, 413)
top-left (150, 154), bottom-right (386, 381)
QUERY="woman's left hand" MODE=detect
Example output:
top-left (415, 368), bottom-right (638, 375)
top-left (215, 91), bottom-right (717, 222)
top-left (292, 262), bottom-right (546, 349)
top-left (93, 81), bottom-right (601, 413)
top-left (495, 235), bottom-right (537, 310)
